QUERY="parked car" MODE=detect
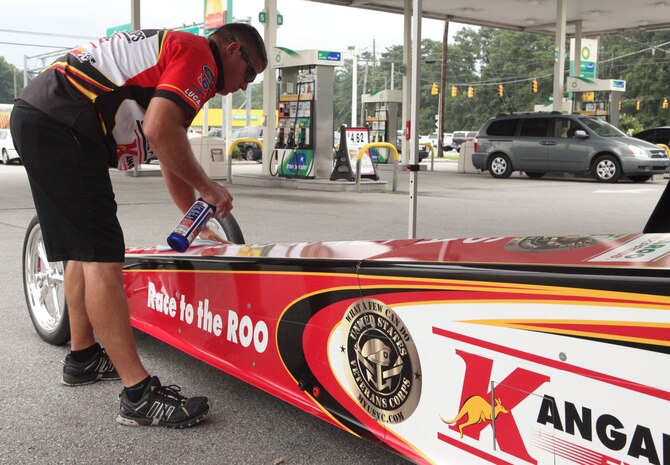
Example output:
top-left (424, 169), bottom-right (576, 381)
top-left (187, 127), bottom-right (201, 139)
top-left (472, 112), bottom-right (670, 182)
top-left (633, 127), bottom-right (670, 155)
top-left (443, 132), bottom-right (455, 151)
top-left (452, 130), bottom-right (478, 151)
top-left (207, 127), bottom-right (223, 138)
top-left (418, 134), bottom-right (434, 150)
top-left (0, 129), bottom-right (20, 164)
top-left (234, 125), bottom-right (263, 161)
top-left (207, 127), bottom-right (242, 140)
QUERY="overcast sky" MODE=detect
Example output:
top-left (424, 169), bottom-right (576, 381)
top-left (0, 0), bottom-right (469, 70)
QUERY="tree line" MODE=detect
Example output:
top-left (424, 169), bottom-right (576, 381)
top-left (2, 27), bottom-right (669, 135)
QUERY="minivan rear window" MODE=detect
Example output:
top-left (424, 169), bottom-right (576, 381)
top-left (486, 119), bottom-right (519, 136)
top-left (519, 118), bottom-right (550, 137)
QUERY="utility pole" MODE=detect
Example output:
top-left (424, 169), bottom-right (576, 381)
top-left (360, 59), bottom-right (369, 125)
top-left (349, 46), bottom-right (358, 127)
top-left (437, 21), bottom-right (449, 159)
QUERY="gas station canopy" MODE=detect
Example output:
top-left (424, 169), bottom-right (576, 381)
top-left (304, 0), bottom-right (670, 37)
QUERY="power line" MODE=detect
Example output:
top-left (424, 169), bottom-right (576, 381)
top-left (0, 41), bottom-right (71, 49)
top-left (0, 28), bottom-right (95, 39)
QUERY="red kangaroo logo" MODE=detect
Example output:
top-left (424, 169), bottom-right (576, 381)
top-left (445, 349), bottom-right (551, 464)
top-left (441, 396), bottom-right (509, 438)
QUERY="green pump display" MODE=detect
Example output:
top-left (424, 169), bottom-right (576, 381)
top-left (273, 71), bottom-right (315, 178)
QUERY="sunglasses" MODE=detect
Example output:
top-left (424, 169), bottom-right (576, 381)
top-left (238, 47), bottom-right (257, 83)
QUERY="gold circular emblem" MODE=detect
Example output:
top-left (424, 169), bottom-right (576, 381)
top-left (342, 298), bottom-right (421, 424)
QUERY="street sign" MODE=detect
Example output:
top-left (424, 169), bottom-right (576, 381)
top-left (566, 76), bottom-right (626, 92)
top-left (317, 51), bottom-right (341, 62)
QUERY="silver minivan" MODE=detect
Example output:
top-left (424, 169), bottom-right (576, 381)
top-left (472, 113), bottom-right (669, 182)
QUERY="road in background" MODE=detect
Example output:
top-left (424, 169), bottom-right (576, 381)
top-left (0, 161), bottom-right (665, 464)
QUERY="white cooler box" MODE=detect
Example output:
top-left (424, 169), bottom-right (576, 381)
top-left (190, 136), bottom-right (227, 180)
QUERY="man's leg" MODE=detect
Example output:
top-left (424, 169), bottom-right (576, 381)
top-left (64, 261), bottom-right (95, 350)
top-left (62, 260), bottom-right (121, 385)
top-left (80, 261), bottom-right (148, 387)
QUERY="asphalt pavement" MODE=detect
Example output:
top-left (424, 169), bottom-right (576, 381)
top-left (0, 160), bottom-right (666, 464)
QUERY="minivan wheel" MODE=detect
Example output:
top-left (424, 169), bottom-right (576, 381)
top-left (593, 155), bottom-right (621, 183)
top-left (245, 147), bottom-right (256, 161)
top-left (629, 175), bottom-right (652, 183)
top-left (488, 154), bottom-right (513, 178)
top-left (526, 172), bottom-right (545, 179)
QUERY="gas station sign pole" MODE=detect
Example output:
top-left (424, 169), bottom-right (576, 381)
top-left (261, 0), bottom-right (278, 176)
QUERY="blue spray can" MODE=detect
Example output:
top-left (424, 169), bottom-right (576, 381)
top-left (167, 198), bottom-right (215, 252)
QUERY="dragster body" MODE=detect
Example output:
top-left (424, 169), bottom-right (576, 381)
top-left (123, 234), bottom-right (670, 465)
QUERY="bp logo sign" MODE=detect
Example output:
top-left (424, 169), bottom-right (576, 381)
top-left (342, 298), bottom-right (422, 424)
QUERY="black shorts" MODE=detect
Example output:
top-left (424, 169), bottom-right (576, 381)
top-left (11, 101), bottom-right (125, 262)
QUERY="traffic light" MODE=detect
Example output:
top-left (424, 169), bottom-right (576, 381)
top-left (467, 86), bottom-right (474, 98)
top-left (664, 98), bottom-right (669, 110)
top-left (618, 101), bottom-right (622, 112)
top-left (532, 79), bottom-right (538, 93)
top-left (498, 84), bottom-right (503, 97)
top-left (431, 82), bottom-right (439, 95)
top-left (451, 86), bottom-right (457, 97)
top-left (636, 100), bottom-right (641, 111)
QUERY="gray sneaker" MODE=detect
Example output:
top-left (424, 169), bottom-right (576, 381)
top-left (117, 376), bottom-right (210, 428)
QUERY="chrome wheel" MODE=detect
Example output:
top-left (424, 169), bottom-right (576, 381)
top-left (593, 155), bottom-right (621, 183)
top-left (23, 217), bottom-right (69, 345)
top-left (488, 154), bottom-right (512, 178)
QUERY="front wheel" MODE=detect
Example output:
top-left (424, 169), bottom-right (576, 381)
top-left (23, 216), bottom-right (69, 345)
top-left (207, 214), bottom-right (245, 244)
top-left (593, 155), bottom-right (621, 183)
top-left (245, 147), bottom-right (256, 161)
top-left (488, 154), bottom-right (513, 178)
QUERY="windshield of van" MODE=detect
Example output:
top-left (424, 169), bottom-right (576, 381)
top-left (577, 117), bottom-right (627, 137)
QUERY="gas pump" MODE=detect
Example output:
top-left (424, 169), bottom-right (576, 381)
top-left (272, 49), bottom-right (343, 178)
top-left (566, 77), bottom-right (626, 127)
top-left (362, 89), bottom-right (402, 164)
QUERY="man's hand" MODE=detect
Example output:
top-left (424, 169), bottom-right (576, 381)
top-left (200, 181), bottom-right (234, 218)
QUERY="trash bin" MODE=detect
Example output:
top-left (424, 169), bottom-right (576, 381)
top-left (190, 136), bottom-right (227, 180)
top-left (457, 140), bottom-right (480, 174)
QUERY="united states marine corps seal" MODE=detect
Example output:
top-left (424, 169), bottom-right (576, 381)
top-left (342, 298), bottom-right (421, 424)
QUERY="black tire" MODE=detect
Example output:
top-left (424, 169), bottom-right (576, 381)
top-left (487, 153), bottom-right (513, 178)
top-left (245, 147), bottom-right (256, 161)
top-left (207, 213), bottom-right (245, 244)
top-left (22, 216), bottom-right (70, 345)
top-left (629, 175), bottom-right (652, 183)
top-left (526, 172), bottom-right (545, 179)
top-left (592, 154), bottom-right (621, 183)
